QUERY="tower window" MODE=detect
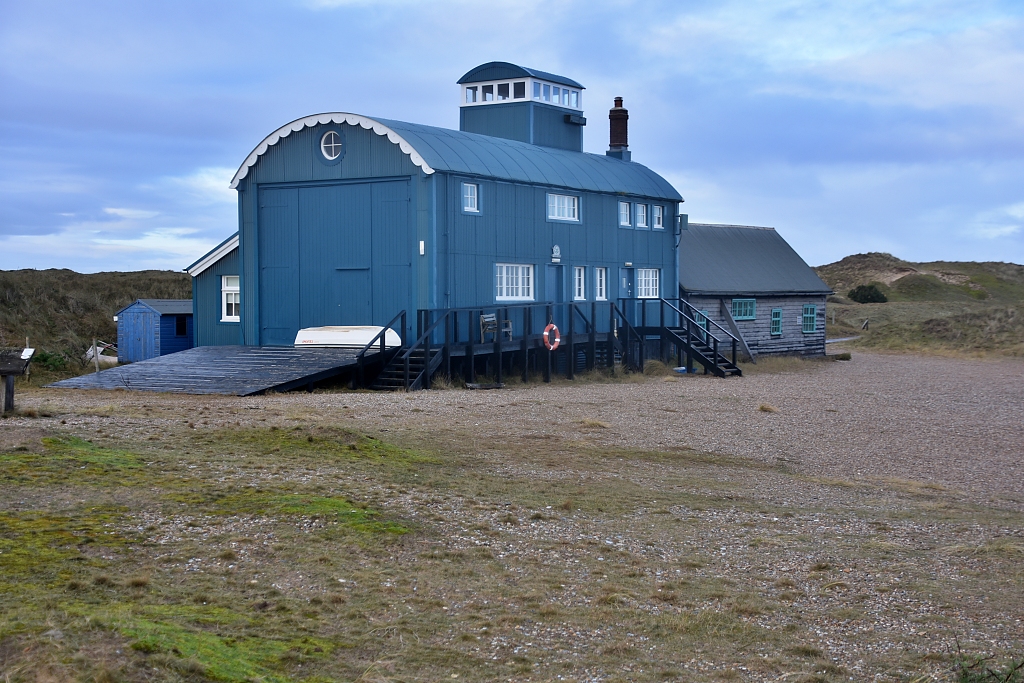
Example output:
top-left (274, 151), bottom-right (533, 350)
top-left (514, 81), bottom-right (526, 98)
top-left (543, 84), bottom-right (550, 101)
top-left (465, 86), bottom-right (478, 103)
top-left (497, 83), bottom-right (509, 100)
top-left (533, 82), bottom-right (541, 99)
top-left (482, 84), bottom-right (494, 101)
top-left (570, 90), bottom-right (579, 108)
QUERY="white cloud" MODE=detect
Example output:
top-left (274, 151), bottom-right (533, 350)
top-left (157, 167), bottom-right (237, 206)
top-left (967, 202), bottom-right (1024, 239)
top-left (103, 207), bottom-right (160, 220)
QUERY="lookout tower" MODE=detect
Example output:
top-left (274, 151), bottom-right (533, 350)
top-left (458, 61), bottom-right (586, 151)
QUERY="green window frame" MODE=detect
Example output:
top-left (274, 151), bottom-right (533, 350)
top-left (802, 304), bottom-right (817, 333)
top-left (770, 308), bottom-right (783, 336)
top-left (732, 298), bottom-right (756, 320)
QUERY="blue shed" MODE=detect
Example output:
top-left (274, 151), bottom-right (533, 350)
top-left (116, 299), bottom-right (195, 363)
top-left (190, 61), bottom-right (685, 350)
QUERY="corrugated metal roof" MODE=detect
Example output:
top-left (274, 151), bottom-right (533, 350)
top-left (457, 62), bottom-right (584, 89)
top-left (679, 224), bottom-right (832, 296)
top-left (376, 118), bottom-right (681, 200)
top-left (137, 299), bottom-right (194, 315)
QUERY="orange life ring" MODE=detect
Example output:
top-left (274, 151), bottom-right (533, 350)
top-left (543, 323), bottom-right (561, 351)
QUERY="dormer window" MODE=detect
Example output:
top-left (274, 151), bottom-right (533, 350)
top-left (514, 82), bottom-right (526, 98)
top-left (482, 84), bottom-right (494, 101)
top-left (466, 86), bottom-right (478, 103)
top-left (497, 83), bottom-right (509, 100)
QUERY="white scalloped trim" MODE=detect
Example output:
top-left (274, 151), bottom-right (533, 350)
top-left (229, 113), bottom-right (435, 189)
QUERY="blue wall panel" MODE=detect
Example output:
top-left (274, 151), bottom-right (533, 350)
top-left (193, 247), bottom-right (241, 347)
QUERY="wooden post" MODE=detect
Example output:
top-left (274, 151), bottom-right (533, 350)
top-left (521, 306), bottom-right (529, 384)
top-left (1, 375), bottom-right (13, 415)
top-left (25, 337), bottom-right (29, 381)
top-left (92, 339), bottom-right (100, 373)
top-left (544, 305), bottom-right (552, 383)
top-left (567, 303), bottom-right (575, 380)
top-left (588, 301), bottom-right (596, 371)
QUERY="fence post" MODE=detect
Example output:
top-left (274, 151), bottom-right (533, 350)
top-left (608, 304), bottom-right (616, 375)
top-left (544, 304), bottom-right (552, 383)
top-left (567, 303), bottom-right (575, 380)
top-left (466, 310), bottom-right (476, 384)
top-left (521, 306), bottom-right (529, 383)
top-left (589, 301), bottom-right (596, 371)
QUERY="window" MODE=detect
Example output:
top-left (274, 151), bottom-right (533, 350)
top-left (696, 309), bottom-right (709, 342)
top-left (465, 86), bottom-right (478, 103)
top-left (653, 205), bottom-right (664, 229)
top-left (771, 308), bottom-right (783, 336)
top-left (732, 298), bottom-right (756, 320)
top-left (514, 81), bottom-right (526, 98)
top-left (574, 266), bottom-right (586, 300)
top-left (636, 204), bottom-right (648, 228)
top-left (619, 201), bottom-right (631, 227)
top-left (222, 276), bottom-right (240, 322)
top-left (595, 267), bottom-right (608, 301)
top-left (497, 83), bottom-right (509, 100)
top-left (637, 268), bottom-right (659, 298)
top-left (543, 83), bottom-right (551, 101)
top-left (496, 264), bottom-right (534, 301)
top-left (175, 315), bottom-right (187, 336)
top-left (462, 182), bottom-right (479, 213)
top-left (570, 90), bottom-right (579, 108)
top-left (547, 193), bottom-right (579, 221)
top-left (533, 82), bottom-right (541, 99)
top-left (320, 131), bottom-right (342, 160)
top-left (802, 304), bottom-right (817, 333)
top-left (482, 84), bottom-right (494, 101)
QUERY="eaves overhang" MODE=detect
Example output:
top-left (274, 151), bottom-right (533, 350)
top-left (229, 113), bottom-right (435, 190)
top-left (185, 232), bottom-right (239, 277)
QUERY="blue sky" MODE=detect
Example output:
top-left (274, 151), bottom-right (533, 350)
top-left (2, 0), bottom-right (1022, 271)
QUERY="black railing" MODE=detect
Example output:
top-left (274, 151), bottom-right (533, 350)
top-left (658, 298), bottom-right (739, 373)
top-left (353, 310), bottom-right (406, 388)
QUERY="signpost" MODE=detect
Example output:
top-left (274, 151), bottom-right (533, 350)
top-left (0, 348), bottom-right (35, 415)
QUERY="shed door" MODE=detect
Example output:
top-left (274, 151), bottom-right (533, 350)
top-left (259, 188), bottom-right (300, 346)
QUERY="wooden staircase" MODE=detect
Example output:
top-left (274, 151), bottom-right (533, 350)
top-left (664, 327), bottom-right (742, 377)
top-left (370, 348), bottom-right (442, 391)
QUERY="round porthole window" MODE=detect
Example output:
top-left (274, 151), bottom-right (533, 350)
top-left (321, 131), bottom-right (343, 160)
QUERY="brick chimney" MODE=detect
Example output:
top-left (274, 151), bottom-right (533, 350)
top-left (606, 97), bottom-right (630, 161)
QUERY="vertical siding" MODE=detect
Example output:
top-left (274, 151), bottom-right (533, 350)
top-left (116, 303), bottom-right (157, 363)
top-left (158, 315), bottom-right (194, 355)
top-left (193, 247), bottom-right (241, 347)
top-left (686, 294), bottom-right (827, 356)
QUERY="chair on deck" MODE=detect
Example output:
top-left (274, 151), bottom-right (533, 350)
top-left (480, 313), bottom-right (513, 343)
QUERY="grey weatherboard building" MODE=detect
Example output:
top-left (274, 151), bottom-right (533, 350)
top-left (188, 62), bottom-right (684, 348)
top-left (678, 224), bottom-right (833, 358)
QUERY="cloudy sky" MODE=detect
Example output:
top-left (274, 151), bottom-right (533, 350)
top-left (2, 0), bottom-right (1023, 272)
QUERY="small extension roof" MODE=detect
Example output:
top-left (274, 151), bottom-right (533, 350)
top-left (679, 224), bottom-right (832, 296)
top-left (185, 232), bottom-right (239, 277)
top-left (230, 114), bottom-right (681, 201)
top-left (457, 62), bottom-right (584, 89)
top-left (117, 299), bottom-right (193, 316)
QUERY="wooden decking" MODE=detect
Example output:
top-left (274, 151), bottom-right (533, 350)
top-left (48, 346), bottom-right (365, 396)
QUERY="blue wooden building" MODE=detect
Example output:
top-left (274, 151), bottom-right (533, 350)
top-left (185, 62), bottom-right (746, 385)
top-left (116, 299), bottom-right (194, 363)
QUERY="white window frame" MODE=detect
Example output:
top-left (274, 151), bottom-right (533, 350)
top-left (221, 275), bottom-right (240, 322)
top-left (652, 205), bottom-right (664, 229)
top-left (636, 268), bottom-right (659, 299)
top-left (547, 193), bottom-right (579, 222)
top-left (462, 182), bottom-right (479, 213)
top-left (595, 267), bottom-right (608, 301)
top-left (636, 203), bottom-right (648, 228)
top-left (467, 79), bottom-right (581, 110)
top-left (573, 266), bottom-right (586, 300)
top-left (320, 131), bottom-right (342, 160)
top-left (619, 201), bottom-right (631, 227)
top-left (495, 264), bottom-right (535, 301)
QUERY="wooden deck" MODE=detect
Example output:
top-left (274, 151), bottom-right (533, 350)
top-left (48, 346), bottom-right (366, 396)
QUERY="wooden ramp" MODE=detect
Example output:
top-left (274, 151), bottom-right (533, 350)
top-left (48, 346), bottom-right (365, 396)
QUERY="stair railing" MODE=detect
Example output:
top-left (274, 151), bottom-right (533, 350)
top-left (398, 308), bottom-right (453, 391)
top-left (609, 301), bottom-right (644, 373)
top-left (354, 310), bottom-right (406, 388)
top-left (660, 299), bottom-right (739, 369)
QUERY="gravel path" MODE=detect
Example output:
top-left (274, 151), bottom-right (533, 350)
top-left (23, 350), bottom-right (1024, 507)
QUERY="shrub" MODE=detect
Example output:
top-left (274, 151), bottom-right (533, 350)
top-left (848, 284), bottom-right (888, 303)
top-left (33, 350), bottom-right (68, 371)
